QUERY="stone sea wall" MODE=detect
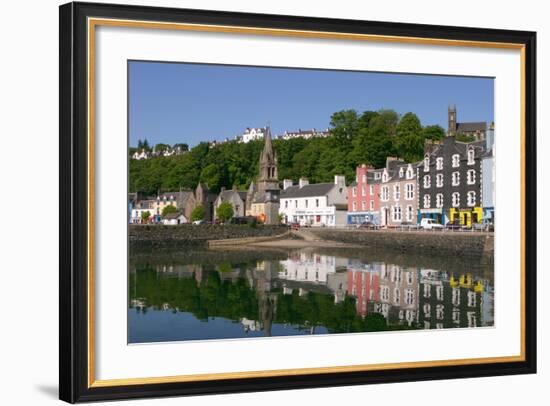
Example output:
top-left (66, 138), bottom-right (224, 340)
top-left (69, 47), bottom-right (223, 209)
top-left (129, 224), bottom-right (288, 248)
top-left (308, 228), bottom-right (494, 264)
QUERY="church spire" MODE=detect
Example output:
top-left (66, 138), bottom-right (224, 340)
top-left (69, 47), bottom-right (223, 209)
top-left (259, 126), bottom-right (277, 181)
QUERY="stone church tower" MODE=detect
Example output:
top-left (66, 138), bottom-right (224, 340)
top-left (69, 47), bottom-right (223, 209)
top-left (246, 126), bottom-right (280, 224)
top-left (448, 105), bottom-right (457, 136)
top-left (257, 126), bottom-right (279, 194)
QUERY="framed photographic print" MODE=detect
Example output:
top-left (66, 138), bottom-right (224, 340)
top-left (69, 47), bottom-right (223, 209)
top-left (59, 1), bottom-right (537, 403)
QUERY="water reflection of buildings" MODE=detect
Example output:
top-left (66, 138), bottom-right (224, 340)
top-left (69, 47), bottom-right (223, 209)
top-left (371, 264), bottom-right (419, 326)
top-left (134, 255), bottom-right (493, 334)
top-left (277, 253), bottom-right (348, 302)
top-left (418, 270), bottom-right (490, 329)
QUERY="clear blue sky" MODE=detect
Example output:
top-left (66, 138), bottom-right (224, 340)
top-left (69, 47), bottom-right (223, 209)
top-left (129, 61), bottom-right (494, 147)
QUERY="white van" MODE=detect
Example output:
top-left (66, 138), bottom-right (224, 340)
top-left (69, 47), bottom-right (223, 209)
top-left (420, 218), bottom-right (444, 230)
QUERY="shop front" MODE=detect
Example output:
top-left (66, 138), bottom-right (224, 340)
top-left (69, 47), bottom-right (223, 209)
top-left (449, 207), bottom-right (483, 227)
top-left (418, 208), bottom-right (445, 225)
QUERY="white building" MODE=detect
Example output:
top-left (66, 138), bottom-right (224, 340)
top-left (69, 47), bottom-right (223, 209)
top-left (277, 128), bottom-right (330, 140)
top-left (239, 127), bottom-right (266, 143)
top-left (161, 212), bottom-right (187, 225)
top-left (279, 175), bottom-right (348, 227)
top-left (132, 149), bottom-right (150, 160)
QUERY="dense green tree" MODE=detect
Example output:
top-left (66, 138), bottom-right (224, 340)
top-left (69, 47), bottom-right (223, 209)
top-left (200, 163), bottom-right (222, 192)
top-left (190, 205), bottom-right (206, 221)
top-left (140, 210), bottom-right (151, 222)
top-left (394, 112), bottom-right (424, 162)
top-left (216, 201), bottom-right (234, 222)
top-left (173, 143), bottom-right (189, 151)
top-left (422, 124), bottom-right (445, 141)
top-left (154, 143), bottom-right (170, 152)
top-left (161, 204), bottom-right (178, 217)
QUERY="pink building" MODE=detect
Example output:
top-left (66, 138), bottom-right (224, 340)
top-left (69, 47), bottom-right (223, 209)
top-left (347, 269), bottom-right (380, 316)
top-left (347, 164), bottom-right (381, 225)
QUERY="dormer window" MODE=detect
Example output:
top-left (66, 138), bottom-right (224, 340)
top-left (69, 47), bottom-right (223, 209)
top-left (399, 167), bottom-right (404, 178)
top-left (452, 154), bottom-right (460, 168)
top-left (406, 165), bottom-right (414, 179)
top-left (382, 170), bottom-right (389, 183)
top-left (423, 155), bottom-right (430, 172)
top-left (467, 148), bottom-right (475, 165)
top-left (374, 172), bottom-right (381, 180)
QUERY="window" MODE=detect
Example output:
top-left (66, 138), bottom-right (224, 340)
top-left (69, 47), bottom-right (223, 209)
top-left (452, 288), bottom-right (461, 306)
top-left (467, 148), bottom-right (475, 165)
top-left (467, 169), bottom-right (476, 185)
top-left (405, 289), bottom-right (415, 305)
top-left (452, 192), bottom-right (460, 208)
top-left (406, 205), bottom-right (414, 222)
top-left (436, 304), bottom-right (444, 320)
top-left (436, 193), bottom-right (444, 208)
top-left (305, 200), bottom-right (309, 208)
top-left (295, 200), bottom-right (298, 208)
top-left (369, 185), bottom-right (374, 195)
top-left (406, 166), bottom-right (414, 179)
top-left (405, 183), bottom-right (414, 200)
top-left (394, 184), bottom-right (400, 200)
top-left (370, 200), bottom-right (374, 210)
top-left (352, 187), bottom-right (357, 197)
top-left (467, 191), bottom-right (476, 207)
top-left (423, 155), bottom-right (430, 172)
top-left (436, 157), bottom-right (443, 170)
top-left (382, 170), bottom-right (389, 183)
top-left (436, 173), bottom-right (443, 188)
top-left (423, 175), bottom-right (431, 188)
top-left (407, 272), bottom-right (414, 285)
top-left (361, 201), bottom-right (366, 211)
top-left (394, 288), bottom-right (400, 305)
top-left (381, 186), bottom-right (389, 201)
top-left (399, 167), bottom-right (404, 178)
top-left (392, 205), bottom-right (402, 221)
top-left (361, 186), bottom-right (366, 196)
top-left (315, 198), bottom-right (319, 207)
top-left (374, 172), bottom-right (381, 180)
top-left (452, 154), bottom-right (460, 167)
top-left (423, 194), bottom-right (431, 209)
top-left (423, 283), bottom-right (431, 298)
top-left (423, 303), bottom-right (431, 316)
top-left (285, 201), bottom-right (288, 209)
top-left (352, 201), bottom-right (357, 212)
top-left (436, 285), bottom-right (444, 301)
top-left (468, 291), bottom-right (477, 307)
top-left (452, 171), bottom-right (460, 186)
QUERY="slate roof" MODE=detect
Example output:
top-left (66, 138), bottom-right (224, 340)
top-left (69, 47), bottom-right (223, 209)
top-left (218, 189), bottom-right (247, 202)
top-left (163, 211), bottom-right (185, 220)
top-left (281, 183), bottom-right (335, 198)
top-left (456, 122), bottom-right (487, 133)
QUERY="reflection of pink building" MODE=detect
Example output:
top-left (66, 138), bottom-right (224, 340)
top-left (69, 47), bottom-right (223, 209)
top-left (347, 269), bottom-right (380, 316)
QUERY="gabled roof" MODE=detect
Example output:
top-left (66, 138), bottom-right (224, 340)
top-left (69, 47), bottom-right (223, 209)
top-left (218, 189), bottom-right (247, 202)
top-left (281, 183), bottom-right (335, 198)
top-left (456, 122), bottom-right (487, 133)
top-left (163, 211), bottom-right (185, 220)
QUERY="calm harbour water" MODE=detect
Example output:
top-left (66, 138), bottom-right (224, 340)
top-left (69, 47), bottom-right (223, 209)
top-left (128, 246), bottom-right (494, 344)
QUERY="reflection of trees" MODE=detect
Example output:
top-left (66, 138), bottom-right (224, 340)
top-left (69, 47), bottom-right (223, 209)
top-left (129, 267), bottom-right (405, 335)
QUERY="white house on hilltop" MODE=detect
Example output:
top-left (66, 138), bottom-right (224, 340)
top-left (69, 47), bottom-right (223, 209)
top-left (239, 127), bottom-right (266, 143)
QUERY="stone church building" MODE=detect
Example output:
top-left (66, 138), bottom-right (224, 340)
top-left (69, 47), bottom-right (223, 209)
top-left (246, 126), bottom-right (281, 224)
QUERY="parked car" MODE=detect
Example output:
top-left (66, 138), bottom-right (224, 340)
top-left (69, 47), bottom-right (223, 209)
top-left (192, 220), bottom-right (206, 225)
top-left (358, 221), bottom-right (377, 230)
top-left (420, 218), bottom-right (444, 230)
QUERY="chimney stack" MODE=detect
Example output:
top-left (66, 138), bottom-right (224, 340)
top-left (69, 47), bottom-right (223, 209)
top-left (283, 179), bottom-right (293, 190)
top-left (334, 175), bottom-right (346, 188)
top-left (298, 178), bottom-right (309, 188)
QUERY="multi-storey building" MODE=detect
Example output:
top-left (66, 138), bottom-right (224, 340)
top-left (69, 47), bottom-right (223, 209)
top-left (279, 176), bottom-right (348, 227)
top-left (347, 164), bottom-right (381, 225)
top-left (378, 158), bottom-right (419, 227)
top-left (371, 264), bottom-right (419, 327)
top-left (418, 270), bottom-right (485, 329)
top-left (419, 135), bottom-right (486, 226)
top-left (238, 127), bottom-right (266, 143)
